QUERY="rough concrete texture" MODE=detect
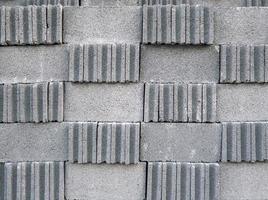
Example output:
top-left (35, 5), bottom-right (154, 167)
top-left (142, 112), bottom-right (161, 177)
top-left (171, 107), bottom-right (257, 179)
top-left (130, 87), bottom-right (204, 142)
top-left (81, 0), bottom-right (140, 6)
top-left (141, 45), bottom-right (219, 83)
top-left (215, 7), bottom-right (268, 44)
top-left (0, 46), bottom-right (68, 83)
top-left (63, 6), bottom-right (142, 43)
top-left (140, 123), bottom-right (221, 162)
top-left (0, 123), bottom-right (67, 162)
top-left (220, 163), bottom-right (268, 199)
top-left (217, 84), bottom-right (268, 121)
top-left (66, 163), bottom-right (146, 200)
top-left (64, 83), bottom-right (144, 121)
top-left (0, 0), bottom-right (79, 6)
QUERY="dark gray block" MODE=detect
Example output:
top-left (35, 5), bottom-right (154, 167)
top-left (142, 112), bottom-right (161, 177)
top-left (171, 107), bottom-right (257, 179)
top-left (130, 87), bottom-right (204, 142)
top-left (66, 163), bottom-right (146, 200)
top-left (220, 44), bottom-right (268, 83)
top-left (220, 163), bottom-right (268, 199)
top-left (0, 123), bottom-right (67, 161)
top-left (146, 162), bottom-right (220, 200)
top-left (215, 7), bottom-right (268, 44)
top-left (142, 4), bottom-right (214, 44)
top-left (140, 123), bottom-right (221, 162)
top-left (64, 83), bottom-right (144, 122)
top-left (0, 162), bottom-right (64, 200)
top-left (63, 6), bottom-right (142, 43)
top-left (140, 45), bottom-right (219, 83)
top-left (0, 46), bottom-right (68, 83)
top-left (67, 122), bottom-right (140, 164)
top-left (217, 84), bottom-right (268, 121)
top-left (221, 122), bottom-right (268, 162)
top-left (68, 43), bottom-right (140, 83)
top-left (144, 83), bottom-right (217, 122)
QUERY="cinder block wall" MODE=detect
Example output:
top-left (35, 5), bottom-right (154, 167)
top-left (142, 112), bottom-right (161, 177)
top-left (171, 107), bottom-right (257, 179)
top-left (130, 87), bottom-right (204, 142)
top-left (0, 0), bottom-right (268, 199)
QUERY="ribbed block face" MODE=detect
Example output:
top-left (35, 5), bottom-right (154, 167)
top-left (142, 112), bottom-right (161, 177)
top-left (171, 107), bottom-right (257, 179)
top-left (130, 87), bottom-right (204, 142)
top-left (242, 0), bottom-right (268, 6)
top-left (221, 122), bottom-right (268, 162)
top-left (0, 162), bottom-right (64, 200)
top-left (67, 122), bottom-right (140, 164)
top-left (1, 5), bottom-right (62, 45)
top-left (146, 162), bottom-right (220, 200)
top-left (68, 43), bottom-right (140, 83)
top-left (23, 0), bottom-right (79, 6)
top-left (220, 44), bottom-right (268, 83)
top-left (144, 83), bottom-right (216, 122)
top-left (0, 82), bottom-right (63, 123)
top-left (142, 4), bottom-right (214, 44)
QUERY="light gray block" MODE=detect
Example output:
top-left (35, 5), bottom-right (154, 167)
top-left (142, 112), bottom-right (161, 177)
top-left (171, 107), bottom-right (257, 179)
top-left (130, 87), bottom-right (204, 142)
top-left (220, 163), bottom-right (268, 199)
top-left (81, 0), bottom-right (139, 6)
top-left (0, 45), bottom-right (68, 83)
top-left (67, 122), bottom-right (140, 164)
top-left (66, 163), bottom-right (146, 200)
top-left (142, 4), bottom-right (214, 44)
top-left (0, 162), bottom-right (64, 200)
top-left (140, 45), bottom-right (219, 83)
top-left (63, 6), bottom-right (142, 43)
top-left (0, 123), bottom-right (68, 161)
top-left (215, 7), bottom-right (268, 44)
top-left (147, 162), bottom-right (220, 200)
top-left (64, 83), bottom-right (144, 122)
top-left (144, 83), bottom-right (217, 122)
top-left (221, 122), bottom-right (268, 162)
top-left (140, 123), bottom-right (221, 162)
top-left (217, 84), bottom-right (268, 121)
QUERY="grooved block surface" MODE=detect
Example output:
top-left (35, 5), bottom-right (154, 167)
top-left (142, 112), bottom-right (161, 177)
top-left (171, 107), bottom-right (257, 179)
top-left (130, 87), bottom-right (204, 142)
top-left (140, 123), bottom-right (221, 162)
top-left (63, 6), bottom-right (142, 43)
top-left (81, 0), bottom-right (140, 6)
top-left (65, 163), bottom-right (146, 200)
top-left (146, 162), bottom-right (220, 200)
top-left (0, 162), bottom-right (64, 200)
top-left (220, 163), bottom-right (268, 199)
top-left (217, 84), bottom-right (268, 121)
top-left (140, 45), bottom-right (219, 83)
top-left (64, 83), bottom-right (144, 122)
top-left (215, 7), bottom-right (268, 44)
top-left (67, 122), bottom-right (140, 164)
top-left (0, 123), bottom-right (68, 162)
top-left (0, 46), bottom-right (68, 83)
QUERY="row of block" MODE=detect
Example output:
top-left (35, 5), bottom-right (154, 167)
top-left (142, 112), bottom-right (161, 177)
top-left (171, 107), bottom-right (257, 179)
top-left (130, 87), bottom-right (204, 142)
top-left (0, 162), bottom-right (64, 200)
top-left (147, 162), bottom-right (219, 200)
top-left (144, 83), bottom-right (217, 122)
top-left (0, 82), bottom-right (63, 123)
top-left (142, 4), bottom-right (214, 44)
top-left (68, 43), bottom-right (140, 83)
top-left (23, 0), bottom-right (79, 6)
top-left (220, 44), bottom-right (268, 83)
top-left (68, 122), bottom-right (140, 164)
top-left (0, 5), bottom-right (62, 45)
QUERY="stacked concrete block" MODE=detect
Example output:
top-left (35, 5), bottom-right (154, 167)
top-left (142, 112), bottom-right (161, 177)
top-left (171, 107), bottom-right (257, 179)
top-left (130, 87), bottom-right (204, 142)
top-left (142, 4), bottom-right (214, 44)
top-left (0, 5), bottom-right (62, 45)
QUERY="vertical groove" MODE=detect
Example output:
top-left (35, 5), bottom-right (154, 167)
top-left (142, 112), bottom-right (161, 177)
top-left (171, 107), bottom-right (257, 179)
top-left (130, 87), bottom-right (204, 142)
top-left (144, 83), bottom-right (159, 122)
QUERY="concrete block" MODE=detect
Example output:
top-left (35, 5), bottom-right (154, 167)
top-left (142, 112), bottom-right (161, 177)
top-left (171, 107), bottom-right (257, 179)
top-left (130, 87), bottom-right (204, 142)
top-left (220, 163), bottom-right (268, 199)
top-left (221, 122), bottom-right (268, 162)
top-left (0, 123), bottom-right (67, 162)
top-left (220, 44), bottom-right (268, 83)
top-left (0, 45), bottom-right (68, 83)
top-left (0, 162), bottom-right (64, 200)
top-left (217, 84), bottom-right (268, 121)
top-left (68, 43), bottom-right (140, 83)
top-left (0, 0), bottom-right (79, 6)
top-left (81, 0), bottom-right (139, 6)
top-left (0, 82), bottom-right (63, 123)
top-left (64, 83), bottom-right (144, 122)
top-left (63, 6), bottom-right (142, 43)
top-left (140, 123), bottom-right (221, 162)
top-left (67, 122), bottom-right (140, 164)
top-left (215, 7), bottom-right (268, 44)
top-left (140, 45), bottom-right (219, 83)
top-left (2, 5), bottom-right (62, 45)
top-left (142, 4), bottom-right (214, 44)
top-left (147, 162), bottom-right (220, 200)
top-left (144, 83), bottom-right (217, 122)
top-left (65, 163), bottom-right (146, 200)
